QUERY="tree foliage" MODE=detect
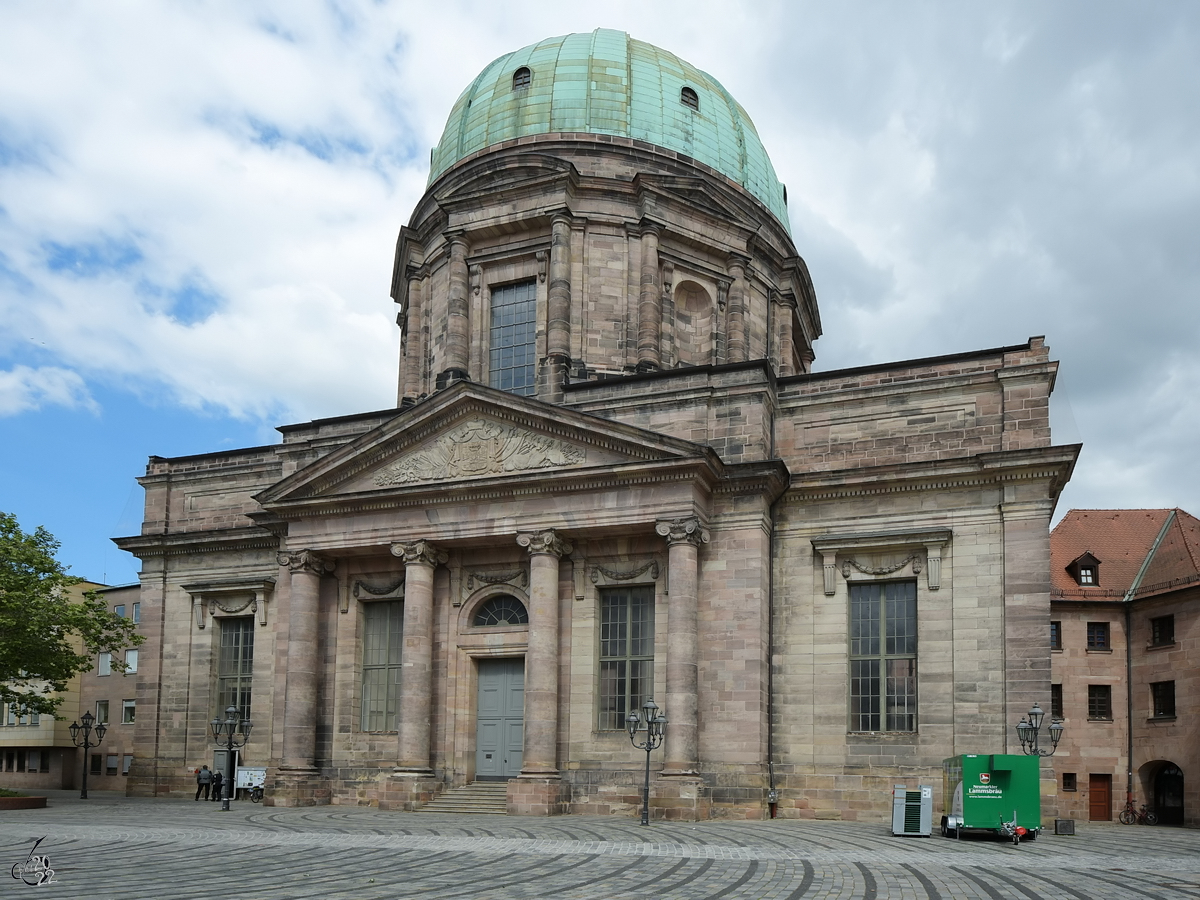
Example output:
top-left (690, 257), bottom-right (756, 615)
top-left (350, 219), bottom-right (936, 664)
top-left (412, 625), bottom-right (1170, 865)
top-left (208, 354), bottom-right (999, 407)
top-left (0, 511), bottom-right (143, 717)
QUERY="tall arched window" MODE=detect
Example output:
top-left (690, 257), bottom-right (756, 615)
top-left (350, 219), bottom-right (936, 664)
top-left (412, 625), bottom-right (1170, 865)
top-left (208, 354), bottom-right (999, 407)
top-left (513, 67), bottom-right (531, 90)
top-left (680, 86), bottom-right (699, 111)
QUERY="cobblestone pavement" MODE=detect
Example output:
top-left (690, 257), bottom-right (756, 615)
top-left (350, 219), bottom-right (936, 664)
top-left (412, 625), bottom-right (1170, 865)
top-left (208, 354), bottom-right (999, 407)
top-left (3, 792), bottom-right (1199, 899)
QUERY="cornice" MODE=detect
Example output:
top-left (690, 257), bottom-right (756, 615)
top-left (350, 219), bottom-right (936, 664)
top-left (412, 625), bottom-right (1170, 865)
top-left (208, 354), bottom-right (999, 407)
top-left (113, 526), bottom-right (279, 559)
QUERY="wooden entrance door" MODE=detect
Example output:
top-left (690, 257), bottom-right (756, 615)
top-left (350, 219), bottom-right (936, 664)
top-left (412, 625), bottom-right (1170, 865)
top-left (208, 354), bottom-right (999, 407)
top-left (1089, 773), bottom-right (1112, 821)
top-left (475, 659), bottom-right (524, 780)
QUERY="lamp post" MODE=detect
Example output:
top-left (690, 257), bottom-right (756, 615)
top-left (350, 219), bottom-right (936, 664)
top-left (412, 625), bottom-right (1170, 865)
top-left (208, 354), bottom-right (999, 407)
top-left (68, 710), bottom-right (107, 800)
top-left (626, 698), bottom-right (667, 826)
top-left (1015, 703), bottom-right (1064, 757)
top-left (209, 705), bottom-right (253, 811)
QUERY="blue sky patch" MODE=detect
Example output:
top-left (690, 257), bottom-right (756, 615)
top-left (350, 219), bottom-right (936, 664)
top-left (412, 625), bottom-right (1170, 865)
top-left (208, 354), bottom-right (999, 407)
top-left (43, 236), bottom-right (143, 277)
top-left (135, 275), bottom-right (223, 325)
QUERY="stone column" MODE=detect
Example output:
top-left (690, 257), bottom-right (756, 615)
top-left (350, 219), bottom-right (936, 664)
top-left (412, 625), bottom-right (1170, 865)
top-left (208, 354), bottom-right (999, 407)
top-left (656, 518), bottom-right (709, 775)
top-left (516, 529), bottom-right (572, 776)
top-left (637, 225), bottom-right (662, 372)
top-left (546, 213), bottom-right (572, 402)
top-left (390, 540), bottom-right (447, 772)
top-left (727, 255), bottom-right (749, 364)
top-left (277, 550), bottom-right (333, 768)
top-left (439, 232), bottom-right (470, 388)
top-left (398, 271), bottom-right (423, 404)
top-left (775, 292), bottom-right (797, 377)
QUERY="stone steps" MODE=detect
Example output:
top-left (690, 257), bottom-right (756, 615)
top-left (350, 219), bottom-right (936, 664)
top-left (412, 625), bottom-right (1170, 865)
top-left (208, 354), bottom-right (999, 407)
top-left (418, 781), bottom-right (509, 815)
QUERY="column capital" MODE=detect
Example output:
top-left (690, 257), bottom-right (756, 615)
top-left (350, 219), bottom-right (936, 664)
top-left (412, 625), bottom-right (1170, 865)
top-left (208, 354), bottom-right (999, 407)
top-left (276, 549), bottom-right (334, 576)
top-left (517, 529), bottom-right (573, 558)
top-left (655, 517), bottom-right (710, 547)
top-left (390, 540), bottom-right (448, 568)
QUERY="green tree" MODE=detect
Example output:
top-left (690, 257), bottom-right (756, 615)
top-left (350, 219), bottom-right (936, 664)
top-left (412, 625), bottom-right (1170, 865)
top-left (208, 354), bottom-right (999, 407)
top-left (0, 511), bottom-right (143, 717)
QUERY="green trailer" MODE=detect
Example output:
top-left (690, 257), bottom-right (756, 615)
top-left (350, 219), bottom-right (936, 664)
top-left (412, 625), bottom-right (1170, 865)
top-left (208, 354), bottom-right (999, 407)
top-left (941, 754), bottom-right (1042, 844)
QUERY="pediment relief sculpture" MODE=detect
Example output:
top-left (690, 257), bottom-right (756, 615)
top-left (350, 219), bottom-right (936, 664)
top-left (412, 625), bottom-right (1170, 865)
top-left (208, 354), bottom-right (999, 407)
top-left (373, 418), bottom-right (586, 487)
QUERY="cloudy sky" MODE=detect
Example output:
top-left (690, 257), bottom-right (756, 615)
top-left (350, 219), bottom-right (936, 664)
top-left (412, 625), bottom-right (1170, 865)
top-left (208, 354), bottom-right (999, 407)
top-left (1, 0), bottom-right (1197, 584)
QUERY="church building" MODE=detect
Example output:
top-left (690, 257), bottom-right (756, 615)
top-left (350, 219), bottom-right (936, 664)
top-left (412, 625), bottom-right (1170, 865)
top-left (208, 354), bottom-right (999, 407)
top-left (116, 30), bottom-right (1079, 820)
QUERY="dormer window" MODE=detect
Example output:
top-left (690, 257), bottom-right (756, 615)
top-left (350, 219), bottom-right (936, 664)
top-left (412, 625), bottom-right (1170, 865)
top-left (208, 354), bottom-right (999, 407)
top-left (680, 86), bottom-right (699, 111)
top-left (513, 67), bottom-right (531, 90)
top-left (1066, 551), bottom-right (1101, 587)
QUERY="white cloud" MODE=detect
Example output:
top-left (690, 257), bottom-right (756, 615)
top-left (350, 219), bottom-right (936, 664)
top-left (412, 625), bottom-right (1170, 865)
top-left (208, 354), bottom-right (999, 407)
top-left (0, 365), bottom-right (97, 416)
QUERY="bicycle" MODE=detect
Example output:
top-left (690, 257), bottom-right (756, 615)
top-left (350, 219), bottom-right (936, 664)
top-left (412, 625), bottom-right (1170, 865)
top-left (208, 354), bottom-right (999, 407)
top-left (248, 784), bottom-right (264, 803)
top-left (1119, 801), bottom-right (1158, 825)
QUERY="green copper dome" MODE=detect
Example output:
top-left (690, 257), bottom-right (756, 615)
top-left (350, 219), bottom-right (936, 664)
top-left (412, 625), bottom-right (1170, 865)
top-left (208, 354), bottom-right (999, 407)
top-left (429, 29), bottom-right (790, 231)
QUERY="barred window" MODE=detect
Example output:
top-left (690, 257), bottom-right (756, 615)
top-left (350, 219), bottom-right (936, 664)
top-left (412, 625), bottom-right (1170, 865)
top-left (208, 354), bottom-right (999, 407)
top-left (598, 586), bottom-right (654, 730)
top-left (217, 617), bottom-right (254, 722)
top-left (849, 581), bottom-right (917, 732)
top-left (1150, 614), bottom-right (1174, 646)
top-left (1151, 681), bottom-right (1175, 718)
top-left (489, 281), bottom-right (537, 396)
top-left (1050, 620), bottom-right (1062, 650)
top-left (361, 601), bottom-right (403, 732)
top-left (1088, 684), bottom-right (1112, 719)
top-left (473, 594), bottom-right (528, 627)
top-left (1086, 621), bottom-right (1110, 650)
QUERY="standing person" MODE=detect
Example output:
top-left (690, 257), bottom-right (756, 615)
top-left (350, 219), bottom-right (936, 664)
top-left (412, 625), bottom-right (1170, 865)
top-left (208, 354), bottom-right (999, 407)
top-left (195, 765), bottom-right (212, 801)
top-left (210, 769), bottom-right (224, 802)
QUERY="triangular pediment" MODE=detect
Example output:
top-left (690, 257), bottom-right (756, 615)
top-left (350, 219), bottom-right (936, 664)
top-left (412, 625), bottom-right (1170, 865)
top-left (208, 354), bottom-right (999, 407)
top-left (255, 382), bottom-right (713, 508)
top-left (636, 174), bottom-right (751, 228)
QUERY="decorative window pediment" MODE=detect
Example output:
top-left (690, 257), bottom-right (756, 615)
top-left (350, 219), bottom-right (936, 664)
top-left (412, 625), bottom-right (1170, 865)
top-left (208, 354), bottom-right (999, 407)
top-left (183, 579), bottom-right (274, 629)
top-left (811, 528), bottom-right (951, 595)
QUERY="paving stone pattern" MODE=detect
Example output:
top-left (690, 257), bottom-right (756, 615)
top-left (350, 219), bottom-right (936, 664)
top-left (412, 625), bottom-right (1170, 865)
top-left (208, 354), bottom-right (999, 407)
top-left (2, 792), bottom-right (1198, 899)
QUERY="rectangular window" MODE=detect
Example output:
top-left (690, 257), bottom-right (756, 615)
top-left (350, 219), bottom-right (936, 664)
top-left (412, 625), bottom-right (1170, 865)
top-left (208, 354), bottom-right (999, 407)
top-left (1151, 681), bottom-right (1176, 718)
top-left (1150, 614), bottom-right (1174, 646)
top-left (1079, 567), bottom-right (1095, 585)
top-left (1050, 620), bottom-right (1062, 651)
top-left (489, 280), bottom-right (537, 396)
top-left (598, 586), bottom-right (655, 731)
top-left (849, 581), bottom-right (918, 732)
top-left (132, 602), bottom-right (141, 624)
top-left (95, 700), bottom-right (109, 725)
top-left (105, 754), bottom-right (118, 776)
top-left (217, 617), bottom-right (255, 721)
top-left (122, 699), bottom-right (135, 724)
top-left (98, 651), bottom-right (112, 676)
top-left (90, 754), bottom-right (102, 775)
top-left (1051, 683), bottom-right (1063, 720)
top-left (40, 752), bottom-right (50, 773)
top-left (114, 604), bottom-right (125, 618)
top-left (26, 751), bottom-right (40, 772)
top-left (122, 755), bottom-right (133, 775)
top-left (360, 600), bottom-right (404, 732)
top-left (1063, 772), bottom-right (1077, 791)
top-left (16, 751), bottom-right (25, 772)
top-left (1086, 622), bottom-right (1110, 650)
top-left (1088, 684), bottom-right (1113, 719)
top-left (3, 750), bottom-right (12, 770)
top-left (125, 649), bottom-right (138, 674)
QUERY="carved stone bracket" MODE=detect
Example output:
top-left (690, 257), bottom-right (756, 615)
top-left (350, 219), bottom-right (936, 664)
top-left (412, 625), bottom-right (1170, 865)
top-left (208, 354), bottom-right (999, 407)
top-left (811, 528), bottom-right (951, 596)
top-left (536, 249), bottom-right (547, 283)
top-left (517, 529), bottom-right (573, 558)
top-left (467, 570), bottom-right (528, 591)
top-left (390, 540), bottom-right (448, 569)
top-left (589, 561), bottom-right (660, 584)
top-left (655, 517), bottom-right (711, 547)
top-left (183, 579), bottom-right (275, 629)
top-left (276, 550), bottom-right (335, 577)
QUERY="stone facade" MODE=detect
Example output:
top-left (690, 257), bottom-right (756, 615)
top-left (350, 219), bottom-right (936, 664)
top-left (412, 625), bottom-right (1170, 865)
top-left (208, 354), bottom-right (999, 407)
top-left (113, 31), bottom-right (1078, 822)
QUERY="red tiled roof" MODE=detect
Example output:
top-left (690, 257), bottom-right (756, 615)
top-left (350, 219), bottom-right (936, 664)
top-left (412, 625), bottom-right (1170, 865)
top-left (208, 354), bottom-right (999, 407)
top-left (1050, 509), bottom-right (1200, 599)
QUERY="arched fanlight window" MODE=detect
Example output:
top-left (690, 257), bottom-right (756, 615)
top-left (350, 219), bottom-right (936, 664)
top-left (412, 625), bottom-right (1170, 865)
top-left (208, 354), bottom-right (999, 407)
top-left (513, 67), bottom-right (532, 90)
top-left (680, 86), bottom-right (699, 111)
top-left (473, 594), bottom-right (529, 627)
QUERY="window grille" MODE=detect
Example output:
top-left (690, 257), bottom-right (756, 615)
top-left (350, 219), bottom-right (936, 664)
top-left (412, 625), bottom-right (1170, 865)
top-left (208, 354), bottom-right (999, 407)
top-left (489, 281), bottom-right (537, 396)
top-left (217, 617), bottom-right (254, 722)
top-left (361, 601), bottom-right (403, 732)
top-left (598, 586), bottom-right (654, 730)
top-left (849, 581), bottom-right (918, 732)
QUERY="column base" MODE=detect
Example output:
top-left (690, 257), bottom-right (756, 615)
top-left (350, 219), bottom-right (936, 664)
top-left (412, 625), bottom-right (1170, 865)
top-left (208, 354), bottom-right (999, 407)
top-left (507, 776), bottom-right (567, 816)
top-left (378, 772), bottom-right (444, 811)
top-left (653, 775), bottom-right (710, 822)
top-left (266, 766), bottom-right (331, 807)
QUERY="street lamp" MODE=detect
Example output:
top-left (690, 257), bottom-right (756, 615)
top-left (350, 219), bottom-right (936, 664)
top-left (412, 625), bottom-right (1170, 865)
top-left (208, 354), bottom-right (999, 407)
top-left (209, 705), bottom-right (253, 811)
top-left (626, 698), bottom-right (667, 826)
top-left (1015, 703), bottom-right (1064, 757)
top-left (68, 710), bottom-right (107, 800)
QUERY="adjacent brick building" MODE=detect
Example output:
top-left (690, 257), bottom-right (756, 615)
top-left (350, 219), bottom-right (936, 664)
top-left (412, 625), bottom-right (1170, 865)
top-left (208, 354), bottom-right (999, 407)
top-left (114, 30), bottom-right (1079, 820)
top-left (1050, 509), bottom-right (1199, 827)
